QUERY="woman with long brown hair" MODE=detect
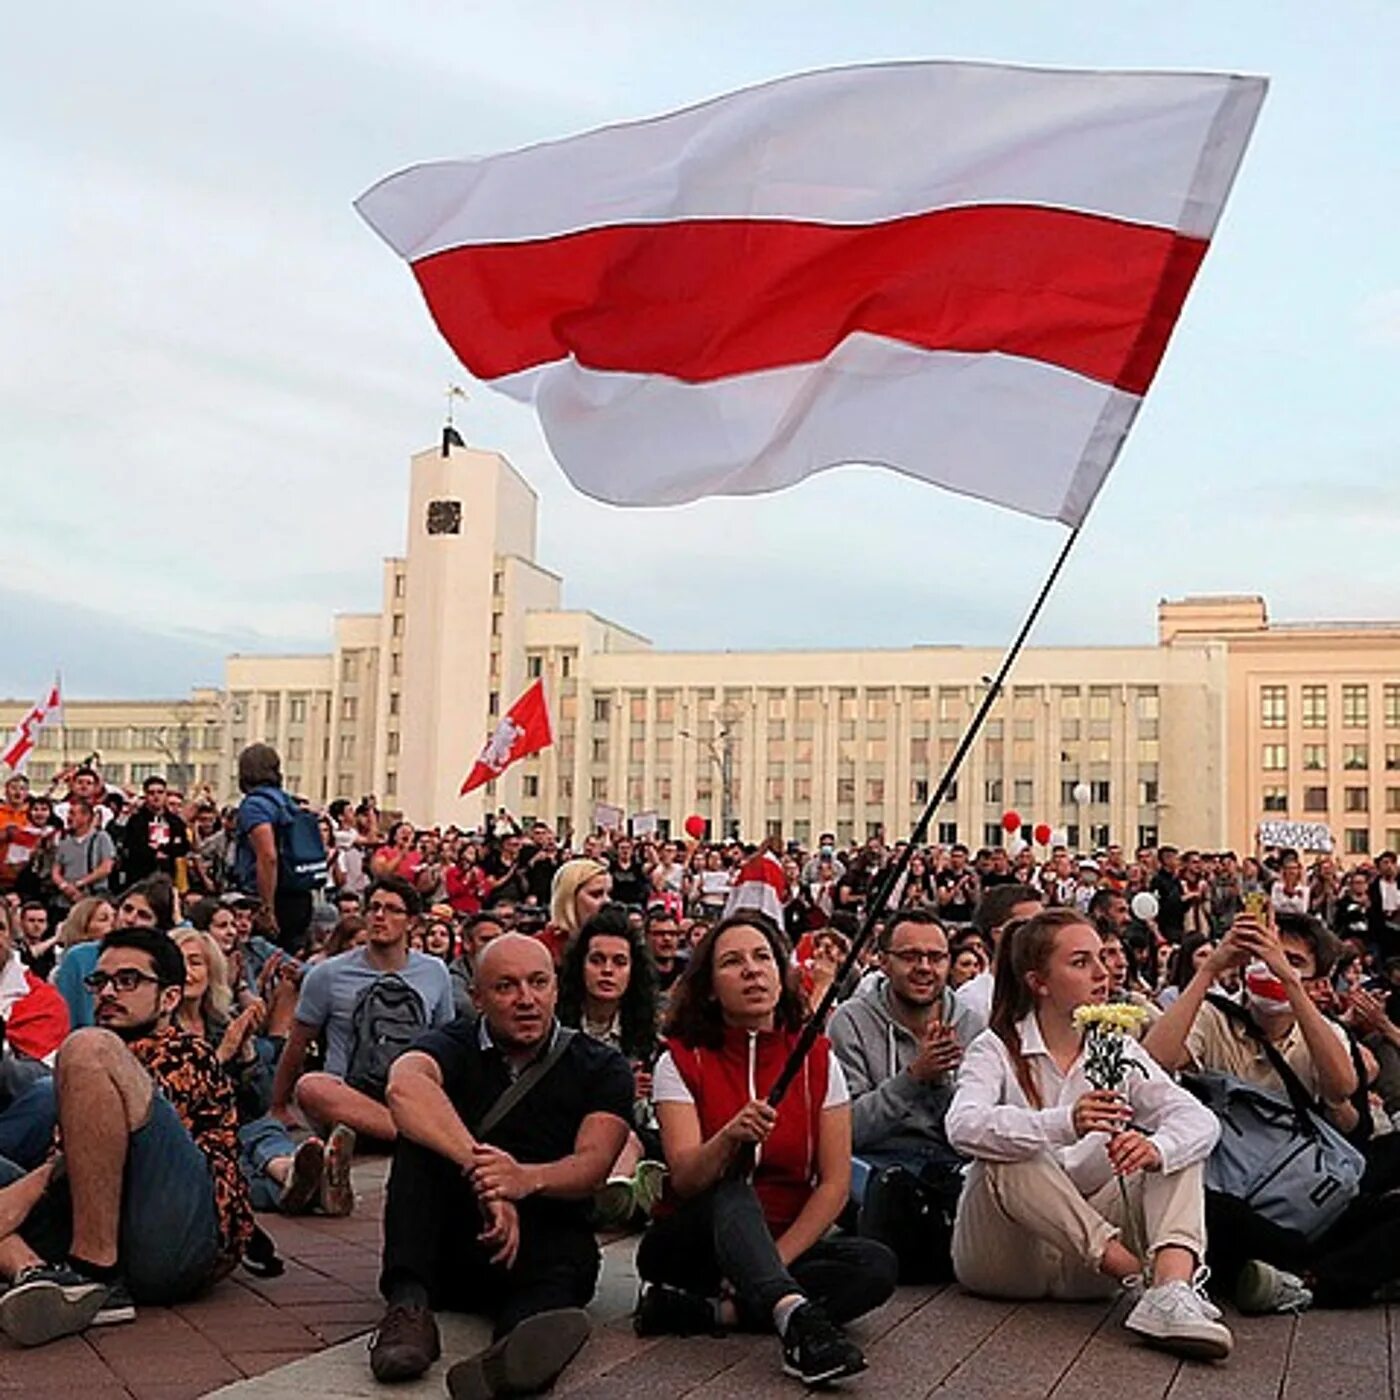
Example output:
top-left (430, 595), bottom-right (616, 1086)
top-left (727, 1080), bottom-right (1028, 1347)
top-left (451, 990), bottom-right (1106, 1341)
top-left (945, 907), bottom-right (1231, 1360)
top-left (634, 913), bottom-right (895, 1386)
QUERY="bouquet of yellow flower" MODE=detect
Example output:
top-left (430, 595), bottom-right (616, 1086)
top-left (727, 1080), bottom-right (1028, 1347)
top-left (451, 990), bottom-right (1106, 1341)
top-left (1073, 1001), bottom-right (1152, 1265)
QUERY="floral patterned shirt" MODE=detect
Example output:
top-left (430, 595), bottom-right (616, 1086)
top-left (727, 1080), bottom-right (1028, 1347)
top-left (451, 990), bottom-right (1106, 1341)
top-left (129, 1026), bottom-right (255, 1265)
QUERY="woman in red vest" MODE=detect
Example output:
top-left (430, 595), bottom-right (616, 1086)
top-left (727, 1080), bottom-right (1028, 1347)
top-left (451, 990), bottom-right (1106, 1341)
top-left (635, 913), bottom-right (895, 1386)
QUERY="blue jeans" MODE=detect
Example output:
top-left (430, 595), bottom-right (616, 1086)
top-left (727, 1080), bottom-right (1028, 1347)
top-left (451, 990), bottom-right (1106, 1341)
top-left (0, 1078), bottom-right (58, 1169)
top-left (7, 1094), bottom-right (220, 1304)
top-left (239, 1114), bottom-right (300, 1211)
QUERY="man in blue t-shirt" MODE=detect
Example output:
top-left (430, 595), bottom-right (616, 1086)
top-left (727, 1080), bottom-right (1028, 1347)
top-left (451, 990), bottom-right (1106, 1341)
top-left (231, 743), bottom-right (317, 953)
top-left (269, 875), bottom-right (454, 1205)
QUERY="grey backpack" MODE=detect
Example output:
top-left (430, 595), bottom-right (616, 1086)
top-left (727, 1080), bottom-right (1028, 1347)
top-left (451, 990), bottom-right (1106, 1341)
top-left (1182, 995), bottom-right (1365, 1241)
top-left (344, 974), bottom-right (426, 1101)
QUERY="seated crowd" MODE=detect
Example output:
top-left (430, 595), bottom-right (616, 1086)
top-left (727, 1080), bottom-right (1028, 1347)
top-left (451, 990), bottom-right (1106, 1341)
top-left (1, 751), bottom-right (1400, 1394)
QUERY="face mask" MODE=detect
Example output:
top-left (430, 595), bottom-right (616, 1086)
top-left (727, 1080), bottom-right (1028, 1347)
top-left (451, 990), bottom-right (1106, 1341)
top-left (1243, 960), bottom-right (1291, 1016)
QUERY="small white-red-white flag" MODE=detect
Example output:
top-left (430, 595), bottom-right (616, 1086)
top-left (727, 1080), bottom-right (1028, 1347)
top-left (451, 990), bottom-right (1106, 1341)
top-left (1, 678), bottom-right (62, 773)
top-left (358, 60), bottom-right (1265, 525)
top-left (725, 849), bottom-right (790, 927)
top-left (461, 680), bottom-right (553, 796)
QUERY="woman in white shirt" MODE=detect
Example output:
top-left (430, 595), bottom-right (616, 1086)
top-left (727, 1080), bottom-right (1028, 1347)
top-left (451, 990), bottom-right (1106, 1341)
top-left (945, 907), bottom-right (1232, 1360)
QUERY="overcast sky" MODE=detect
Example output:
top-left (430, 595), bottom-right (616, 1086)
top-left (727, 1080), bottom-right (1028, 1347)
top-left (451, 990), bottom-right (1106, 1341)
top-left (5, 1), bottom-right (1398, 700)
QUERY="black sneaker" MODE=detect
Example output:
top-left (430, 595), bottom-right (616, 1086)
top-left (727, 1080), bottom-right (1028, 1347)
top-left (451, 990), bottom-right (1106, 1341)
top-left (92, 1278), bottom-right (136, 1327)
top-left (0, 1263), bottom-right (108, 1347)
top-left (634, 1283), bottom-right (722, 1337)
top-left (780, 1302), bottom-right (866, 1386)
top-left (367, 1302), bottom-right (441, 1382)
top-left (445, 1308), bottom-right (590, 1400)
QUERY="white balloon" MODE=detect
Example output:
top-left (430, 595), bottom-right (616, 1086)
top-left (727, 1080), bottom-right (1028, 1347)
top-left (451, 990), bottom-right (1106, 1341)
top-left (1072, 781), bottom-right (1092, 805)
top-left (1049, 827), bottom-right (1069, 847)
top-left (1007, 835), bottom-right (1027, 856)
top-left (1131, 891), bottom-right (1160, 921)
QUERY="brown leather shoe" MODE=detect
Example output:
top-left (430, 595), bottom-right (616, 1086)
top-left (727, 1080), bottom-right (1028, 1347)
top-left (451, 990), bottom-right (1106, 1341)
top-left (444, 1308), bottom-right (590, 1398)
top-left (368, 1302), bottom-right (441, 1382)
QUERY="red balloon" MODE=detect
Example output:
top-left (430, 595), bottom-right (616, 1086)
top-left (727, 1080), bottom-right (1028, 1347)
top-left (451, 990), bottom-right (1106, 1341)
top-left (1001, 810), bottom-right (1022, 833)
top-left (683, 814), bottom-right (707, 841)
top-left (1034, 823), bottom-right (1052, 846)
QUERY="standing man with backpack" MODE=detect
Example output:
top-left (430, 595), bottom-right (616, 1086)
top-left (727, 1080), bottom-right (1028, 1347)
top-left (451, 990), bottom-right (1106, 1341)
top-left (232, 744), bottom-right (327, 954)
top-left (269, 874), bottom-right (455, 1203)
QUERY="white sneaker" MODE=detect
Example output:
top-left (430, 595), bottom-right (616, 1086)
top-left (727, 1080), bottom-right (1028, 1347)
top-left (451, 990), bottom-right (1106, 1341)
top-left (1234, 1259), bottom-right (1312, 1315)
top-left (1125, 1279), bottom-right (1233, 1361)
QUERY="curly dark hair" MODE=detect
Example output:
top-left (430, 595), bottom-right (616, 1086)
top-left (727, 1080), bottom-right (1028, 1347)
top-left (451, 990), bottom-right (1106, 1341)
top-left (663, 911), bottom-right (805, 1050)
top-left (557, 903), bottom-right (659, 1062)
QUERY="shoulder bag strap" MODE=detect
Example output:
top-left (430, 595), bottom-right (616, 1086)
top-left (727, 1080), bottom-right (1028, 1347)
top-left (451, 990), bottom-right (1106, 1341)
top-left (475, 1026), bottom-right (577, 1139)
top-left (1204, 991), bottom-right (1322, 1125)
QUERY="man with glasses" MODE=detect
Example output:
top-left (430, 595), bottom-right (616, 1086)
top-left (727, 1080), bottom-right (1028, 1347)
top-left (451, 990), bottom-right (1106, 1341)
top-left (269, 875), bottom-right (453, 1203)
top-left (828, 907), bottom-right (966, 1281)
top-left (0, 927), bottom-right (253, 1346)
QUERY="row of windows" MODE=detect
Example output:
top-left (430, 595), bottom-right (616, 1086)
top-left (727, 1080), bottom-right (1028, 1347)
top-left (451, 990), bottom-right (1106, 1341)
top-left (1262, 786), bottom-right (1400, 815)
top-left (1262, 743), bottom-right (1400, 772)
top-left (583, 685), bottom-right (1162, 727)
top-left (34, 724), bottom-right (224, 753)
top-left (1260, 682), bottom-right (1400, 729)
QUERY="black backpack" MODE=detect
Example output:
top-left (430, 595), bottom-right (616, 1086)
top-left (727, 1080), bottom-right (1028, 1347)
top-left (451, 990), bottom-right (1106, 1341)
top-left (344, 974), bottom-right (426, 1100)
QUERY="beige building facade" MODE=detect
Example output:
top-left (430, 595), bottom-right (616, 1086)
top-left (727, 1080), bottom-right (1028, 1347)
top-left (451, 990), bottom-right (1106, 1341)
top-left (4, 440), bottom-right (1397, 857)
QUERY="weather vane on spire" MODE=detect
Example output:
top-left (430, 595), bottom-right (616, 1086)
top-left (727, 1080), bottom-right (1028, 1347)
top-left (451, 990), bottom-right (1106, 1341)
top-left (441, 383), bottom-right (468, 455)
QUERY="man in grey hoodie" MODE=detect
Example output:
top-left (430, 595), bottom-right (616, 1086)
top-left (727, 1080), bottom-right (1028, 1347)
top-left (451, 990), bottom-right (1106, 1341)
top-left (827, 908), bottom-right (964, 1279)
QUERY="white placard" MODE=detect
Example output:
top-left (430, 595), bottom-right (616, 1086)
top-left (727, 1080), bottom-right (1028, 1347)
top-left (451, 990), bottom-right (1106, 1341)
top-left (1257, 820), bottom-right (1334, 853)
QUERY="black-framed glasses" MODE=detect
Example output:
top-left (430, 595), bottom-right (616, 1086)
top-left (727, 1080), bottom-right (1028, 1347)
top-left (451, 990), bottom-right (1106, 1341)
top-left (367, 900), bottom-right (410, 917)
top-left (84, 969), bottom-right (162, 994)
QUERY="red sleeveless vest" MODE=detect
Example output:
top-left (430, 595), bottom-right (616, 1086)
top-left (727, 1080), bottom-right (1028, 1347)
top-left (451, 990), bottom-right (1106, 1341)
top-left (664, 1024), bottom-right (831, 1233)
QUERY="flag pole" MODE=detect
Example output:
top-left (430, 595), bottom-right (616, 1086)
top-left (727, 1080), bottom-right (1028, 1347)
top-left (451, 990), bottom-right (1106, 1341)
top-left (765, 522), bottom-right (1085, 1108)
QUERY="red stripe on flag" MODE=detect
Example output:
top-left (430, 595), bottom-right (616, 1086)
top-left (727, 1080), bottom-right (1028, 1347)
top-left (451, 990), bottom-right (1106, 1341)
top-left (411, 204), bottom-right (1206, 396)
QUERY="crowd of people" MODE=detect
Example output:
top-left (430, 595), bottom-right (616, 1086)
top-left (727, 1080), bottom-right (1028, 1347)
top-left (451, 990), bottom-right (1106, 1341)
top-left (2, 745), bottom-right (1400, 1395)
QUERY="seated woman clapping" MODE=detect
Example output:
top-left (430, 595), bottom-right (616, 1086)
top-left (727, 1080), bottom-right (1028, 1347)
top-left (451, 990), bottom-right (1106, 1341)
top-left (635, 913), bottom-right (896, 1387)
top-left (944, 908), bottom-right (1233, 1361)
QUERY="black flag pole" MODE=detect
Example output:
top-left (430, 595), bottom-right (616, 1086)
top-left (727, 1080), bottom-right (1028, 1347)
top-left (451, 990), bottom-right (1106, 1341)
top-left (764, 522), bottom-right (1085, 1110)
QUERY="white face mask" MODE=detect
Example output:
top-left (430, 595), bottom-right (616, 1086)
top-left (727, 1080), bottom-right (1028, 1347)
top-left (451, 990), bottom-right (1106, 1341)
top-left (1243, 959), bottom-right (1291, 1016)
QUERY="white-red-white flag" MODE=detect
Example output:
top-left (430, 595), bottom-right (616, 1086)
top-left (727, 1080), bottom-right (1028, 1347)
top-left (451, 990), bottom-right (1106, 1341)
top-left (358, 61), bottom-right (1265, 525)
top-left (725, 849), bottom-right (790, 927)
top-left (461, 680), bottom-right (553, 796)
top-left (1, 678), bottom-right (62, 773)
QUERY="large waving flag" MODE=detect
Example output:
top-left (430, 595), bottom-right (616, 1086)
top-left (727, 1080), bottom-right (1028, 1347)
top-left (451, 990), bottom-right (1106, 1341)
top-left (1, 678), bottom-right (62, 773)
top-left (358, 61), bottom-right (1264, 525)
top-left (460, 680), bottom-right (553, 796)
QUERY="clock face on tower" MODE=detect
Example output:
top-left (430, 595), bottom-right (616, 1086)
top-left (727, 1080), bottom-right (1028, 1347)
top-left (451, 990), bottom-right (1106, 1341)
top-left (426, 499), bottom-right (462, 535)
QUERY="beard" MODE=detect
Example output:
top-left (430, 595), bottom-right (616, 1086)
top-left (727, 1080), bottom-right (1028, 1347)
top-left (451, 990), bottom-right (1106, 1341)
top-left (101, 1012), bottom-right (163, 1043)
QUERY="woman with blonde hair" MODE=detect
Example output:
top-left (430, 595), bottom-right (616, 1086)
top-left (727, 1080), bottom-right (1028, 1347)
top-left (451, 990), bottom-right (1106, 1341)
top-left (945, 908), bottom-right (1230, 1360)
top-left (57, 896), bottom-right (114, 950)
top-left (538, 858), bottom-right (612, 965)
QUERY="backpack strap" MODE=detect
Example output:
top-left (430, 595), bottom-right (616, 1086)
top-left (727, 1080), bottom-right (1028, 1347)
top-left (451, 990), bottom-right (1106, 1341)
top-left (1204, 991), bottom-right (1323, 1127)
top-left (475, 1026), bottom-right (577, 1139)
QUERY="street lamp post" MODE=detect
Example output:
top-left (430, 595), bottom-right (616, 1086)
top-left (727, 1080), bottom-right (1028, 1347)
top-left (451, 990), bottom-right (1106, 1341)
top-left (679, 725), bottom-right (735, 839)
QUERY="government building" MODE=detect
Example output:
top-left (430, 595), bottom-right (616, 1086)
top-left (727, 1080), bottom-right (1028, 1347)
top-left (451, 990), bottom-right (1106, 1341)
top-left (6, 438), bottom-right (1400, 856)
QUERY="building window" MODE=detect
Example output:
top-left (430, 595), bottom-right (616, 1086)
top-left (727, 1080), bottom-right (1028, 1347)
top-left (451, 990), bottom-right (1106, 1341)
top-left (1302, 744), bottom-right (1327, 771)
top-left (1090, 823), bottom-right (1110, 848)
top-left (1090, 780), bottom-right (1111, 803)
top-left (937, 821), bottom-right (958, 845)
top-left (1301, 684), bottom-right (1327, 729)
top-left (526, 655), bottom-right (543, 679)
top-left (590, 777), bottom-right (608, 800)
top-left (1140, 778), bottom-right (1159, 805)
top-left (98, 727), bottom-right (125, 749)
top-left (1303, 786), bottom-right (1328, 812)
top-left (337, 735), bottom-right (355, 759)
top-left (1138, 739), bottom-right (1159, 763)
top-left (984, 823), bottom-right (1004, 847)
top-left (1344, 827), bottom-right (1370, 855)
top-left (1343, 684), bottom-right (1369, 728)
top-left (394, 573), bottom-right (405, 598)
top-left (1388, 788), bottom-right (1400, 814)
top-left (1136, 690), bottom-right (1160, 721)
top-left (488, 692), bottom-right (499, 717)
top-left (386, 732), bottom-right (400, 756)
top-left (593, 697), bottom-right (610, 723)
top-left (1259, 685), bottom-right (1287, 728)
top-left (385, 771), bottom-right (397, 796)
top-left (392, 614), bottom-right (404, 637)
top-left (1387, 684), bottom-right (1400, 729)
top-left (1138, 824), bottom-right (1158, 849)
top-left (1389, 745), bottom-right (1400, 772)
top-left (340, 698), bottom-right (357, 722)
top-left (523, 775), bottom-right (540, 799)
top-left (1343, 744), bottom-right (1369, 771)
top-left (837, 777), bottom-right (855, 804)
top-left (984, 778), bottom-right (1003, 805)
top-left (1013, 778), bottom-right (1034, 807)
top-left (286, 737), bottom-right (304, 761)
top-left (289, 696), bottom-right (307, 723)
top-left (341, 654), bottom-right (357, 682)
top-left (388, 694), bottom-right (400, 716)
top-left (866, 778), bottom-right (884, 805)
top-left (1262, 786), bottom-right (1287, 813)
top-left (1344, 786), bottom-right (1369, 813)
top-left (913, 778), bottom-right (930, 804)
top-left (264, 696), bottom-right (280, 728)
top-left (1261, 745), bottom-right (1286, 771)
top-left (591, 738), bottom-right (608, 763)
